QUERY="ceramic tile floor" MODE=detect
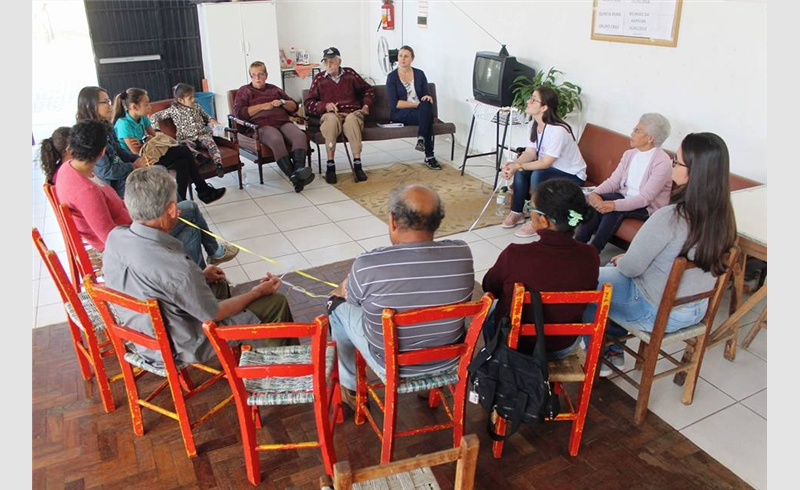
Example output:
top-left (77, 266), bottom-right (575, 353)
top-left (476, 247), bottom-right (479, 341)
top-left (31, 136), bottom-right (767, 489)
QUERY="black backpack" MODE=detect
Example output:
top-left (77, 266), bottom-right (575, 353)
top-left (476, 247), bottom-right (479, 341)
top-left (467, 291), bottom-right (559, 441)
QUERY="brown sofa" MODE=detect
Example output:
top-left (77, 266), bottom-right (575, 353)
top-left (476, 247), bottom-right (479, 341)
top-left (149, 99), bottom-right (244, 193)
top-left (301, 83), bottom-right (456, 173)
top-left (578, 123), bottom-right (762, 249)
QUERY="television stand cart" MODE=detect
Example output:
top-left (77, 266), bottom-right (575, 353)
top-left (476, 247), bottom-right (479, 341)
top-left (461, 99), bottom-right (528, 188)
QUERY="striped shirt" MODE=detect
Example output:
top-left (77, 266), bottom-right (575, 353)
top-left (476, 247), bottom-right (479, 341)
top-left (346, 240), bottom-right (475, 376)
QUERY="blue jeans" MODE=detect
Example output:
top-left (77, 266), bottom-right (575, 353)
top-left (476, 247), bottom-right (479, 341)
top-left (169, 200), bottom-right (220, 269)
top-left (583, 266), bottom-right (708, 354)
top-left (511, 167), bottom-right (585, 212)
top-left (392, 100), bottom-right (434, 157)
top-left (482, 300), bottom-right (580, 361)
top-left (329, 302), bottom-right (387, 390)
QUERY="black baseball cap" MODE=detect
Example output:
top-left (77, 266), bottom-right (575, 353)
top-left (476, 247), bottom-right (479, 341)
top-left (321, 47), bottom-right (341, 61)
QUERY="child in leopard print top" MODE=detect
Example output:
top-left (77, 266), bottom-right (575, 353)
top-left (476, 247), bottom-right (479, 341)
top-left (151, 83), bottom-right (226, 177)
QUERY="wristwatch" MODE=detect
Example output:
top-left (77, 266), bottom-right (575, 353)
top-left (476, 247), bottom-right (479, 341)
top-left (279, 99), bottom-right (286, 105)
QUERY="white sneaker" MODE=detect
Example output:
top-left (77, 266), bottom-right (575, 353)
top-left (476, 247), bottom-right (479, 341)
top-left (598, 351), bottom-right (625, 378)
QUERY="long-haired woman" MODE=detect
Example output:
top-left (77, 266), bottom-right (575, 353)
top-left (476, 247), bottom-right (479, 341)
top-left (500, 86), bottom-right (588, 238)
top-left (587, 132), bottom-right (737, 376)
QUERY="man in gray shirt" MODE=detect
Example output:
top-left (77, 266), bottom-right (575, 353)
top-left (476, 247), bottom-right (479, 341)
top-left (103, 166), bottom-right (294, 368)
top-left (327, 185), bottom-right (475, 406)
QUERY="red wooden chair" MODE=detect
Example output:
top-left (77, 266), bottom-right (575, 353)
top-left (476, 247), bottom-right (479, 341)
top-left (202, 317), bottom-right (343, 486)
top-left (42, 183), bottom-right (103, 288)
top-left (33, 228), bottom-right (118, 412)
top-left (84, 277), bottom-right (233, 458)
top-left (491, 282), bottom-right (613, 458)
top-left (355, 293), bottom-right (494, 464)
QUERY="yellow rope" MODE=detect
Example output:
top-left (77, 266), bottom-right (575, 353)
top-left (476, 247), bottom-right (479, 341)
top-left (178, 217), bottom-right (338, 299)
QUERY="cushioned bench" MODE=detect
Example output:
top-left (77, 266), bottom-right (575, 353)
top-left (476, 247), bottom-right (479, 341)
top-left (301, 83), bottom-right (456, 173)
top-left (149, 99), bottom-right (244, 192)
top-left (578, 123), bottom-right (762, 249)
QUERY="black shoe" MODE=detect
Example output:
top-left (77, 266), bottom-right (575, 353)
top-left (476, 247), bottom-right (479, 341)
top-left (415, 138), bottom-right (425, 152)
top-left (198, 186), bottom-right (226, 204)
top-left (424, 157), bottom-right (441, 170)
top-left (326, 165), bottom-right (337, 184)
top-left (353, 164), bottom-right (368, 182)
top-left (275, 155), bottom-right (294, 178)
top-left (293, 172), bottom-right (315, 193)
top-left (214, 163), bottom-right (225, 178)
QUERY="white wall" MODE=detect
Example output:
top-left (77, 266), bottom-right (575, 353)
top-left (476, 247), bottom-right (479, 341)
top-left (360, 0), bottom-right (766, 183)
top-left (274, 0), bottom-right (371, 100)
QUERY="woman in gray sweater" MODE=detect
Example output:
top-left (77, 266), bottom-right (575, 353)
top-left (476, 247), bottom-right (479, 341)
top-left (587, 132), bottom-right (737, 375)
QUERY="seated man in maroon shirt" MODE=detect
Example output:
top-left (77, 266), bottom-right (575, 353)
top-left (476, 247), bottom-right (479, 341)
top-left (233, 61), bottom-right (315, 192)
top-left (304, 47), bottom-right (375, 185)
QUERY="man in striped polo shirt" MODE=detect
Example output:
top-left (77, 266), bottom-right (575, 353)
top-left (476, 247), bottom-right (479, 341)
top-left (327, 185), bottom-right (475, 409)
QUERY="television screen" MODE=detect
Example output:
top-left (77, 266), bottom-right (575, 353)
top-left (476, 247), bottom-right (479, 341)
top-left (475, 57), bottom-right (502, 96)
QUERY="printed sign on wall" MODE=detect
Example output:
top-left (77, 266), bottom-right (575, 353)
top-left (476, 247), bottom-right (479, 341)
top-left (591, 0), bottom-right (683, 48)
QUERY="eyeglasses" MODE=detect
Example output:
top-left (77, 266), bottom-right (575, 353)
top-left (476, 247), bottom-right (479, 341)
top-left (530, 206), bottom-right (556, 223)
top-left (250, 72), bottom-right (268, 79)
top-left (528, 97), bottom-right (542, 105)
top-left (671, 156), bottom-right (687, 168)
top-left (632, 127), bottom-right (644, 135)
top-left (98, 98), bottom-right (113, 106)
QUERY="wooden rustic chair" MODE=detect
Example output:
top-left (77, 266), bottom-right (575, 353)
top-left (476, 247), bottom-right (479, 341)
top-left (226, 88), bottom-right (314, 184)
top-left (319, 434), bottom-right (479, 490)
top-left (491, 283), bottom-right (612, 458)
top-left (33, 228), bottom-right (118, 412)
top-left (602, 247), bottom-right (739, 425)
top-left (202, 317), bottom-right (343, 486)
top-left (42, 184), bottom-right (103, 288)
top-left (85, 277), bottom-right (233, 458)
top-left (355, 294), bottom-right (493, 464)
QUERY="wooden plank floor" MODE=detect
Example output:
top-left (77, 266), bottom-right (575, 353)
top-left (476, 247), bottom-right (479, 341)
top-left (33, 260), bottom-right (751, 489)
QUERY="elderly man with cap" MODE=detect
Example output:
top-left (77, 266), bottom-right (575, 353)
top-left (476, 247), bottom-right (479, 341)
top-left (304, 47), bottom-right (375, 185)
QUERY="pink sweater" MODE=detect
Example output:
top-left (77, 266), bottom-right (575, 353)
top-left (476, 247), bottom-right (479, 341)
top-left (594, 147), bottom-right (672, 215)
top-left (54, 161), bottom-right (132, 252)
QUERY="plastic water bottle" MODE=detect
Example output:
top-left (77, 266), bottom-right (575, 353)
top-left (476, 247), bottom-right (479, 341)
top-left (288, 46), bottom-right (297, 66)
top-left (495, 186), bottom-right (509, 216)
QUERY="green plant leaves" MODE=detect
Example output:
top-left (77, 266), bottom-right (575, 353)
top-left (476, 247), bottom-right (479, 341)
top-left (509, 66), bottom-right (583, 120)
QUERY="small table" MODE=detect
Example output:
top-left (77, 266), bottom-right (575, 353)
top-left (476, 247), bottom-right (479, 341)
top-left (280, 64), bottom-right (322, 91)
top-left (707, 185), bottom-right (767, 360)
top-left (460, 99), bottom-right (528, 188)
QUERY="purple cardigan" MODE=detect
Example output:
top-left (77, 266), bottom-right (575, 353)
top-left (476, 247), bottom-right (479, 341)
top-left (594, 147), bottom-right (672, 215)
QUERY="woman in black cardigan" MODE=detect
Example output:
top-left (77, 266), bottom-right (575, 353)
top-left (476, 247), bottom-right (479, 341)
top-left (386, 45), bottom-right (440, 170)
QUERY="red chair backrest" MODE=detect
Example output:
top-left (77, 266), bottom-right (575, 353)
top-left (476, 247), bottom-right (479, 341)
top-left (381, 294), bottom-right (494, 382)
top-left (84, 277), bottom-right (178, 372)
top-left (33, 228), bottom-right (103, 336)
top-left (509, 283), bottom-right (613, 379)
top-left (43, 183), bottom-right (98, 289)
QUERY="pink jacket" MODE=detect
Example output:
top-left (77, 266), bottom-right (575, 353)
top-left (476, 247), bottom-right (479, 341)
top-left (594, 147), bottom-right (672, 215)
top-left (54, 161), bottom-right (132, 252)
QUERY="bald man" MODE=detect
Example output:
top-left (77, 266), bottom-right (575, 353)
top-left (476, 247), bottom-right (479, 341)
top-left (327, 185), bottom-right (475, 409)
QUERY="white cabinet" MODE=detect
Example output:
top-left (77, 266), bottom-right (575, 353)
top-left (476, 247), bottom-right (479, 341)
top-left (197, 0), bottom-right (281, 120)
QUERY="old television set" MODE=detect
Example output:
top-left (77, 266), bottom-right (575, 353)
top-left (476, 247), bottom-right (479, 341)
top-left (473, 48), bottom-right (535, 107)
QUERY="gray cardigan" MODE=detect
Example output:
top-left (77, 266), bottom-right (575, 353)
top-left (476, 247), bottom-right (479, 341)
top-left (617, 204), bottom-right (716, 307)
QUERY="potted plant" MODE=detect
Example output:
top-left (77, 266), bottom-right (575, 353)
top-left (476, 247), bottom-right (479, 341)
top-left (511, 67), bottom-right (583, 120)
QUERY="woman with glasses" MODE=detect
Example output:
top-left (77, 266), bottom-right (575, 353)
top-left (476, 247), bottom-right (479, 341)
top-left (575, 113), bottom-right (673, 253)
top-left (500, 86), bottom-right (588, 238)
top-left (585, 132), bottom-right (737, 376)
top-left (232, 61), bottom-right (314, 193)
top-left (76, 86), bottom-right (150, 197)
top-left (482, 179), bottom-right (599, 359)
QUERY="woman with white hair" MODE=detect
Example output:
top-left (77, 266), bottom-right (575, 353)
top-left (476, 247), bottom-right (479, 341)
top-left (575, 113), bottom-right (673, 252)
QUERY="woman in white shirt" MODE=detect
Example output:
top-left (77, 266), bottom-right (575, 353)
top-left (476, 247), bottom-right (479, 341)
top-left (501, 87), bottom-right (587, 238)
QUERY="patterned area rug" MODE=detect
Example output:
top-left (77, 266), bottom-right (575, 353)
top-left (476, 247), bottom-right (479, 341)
top-left (333, 162), bottom-right (503, 236)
